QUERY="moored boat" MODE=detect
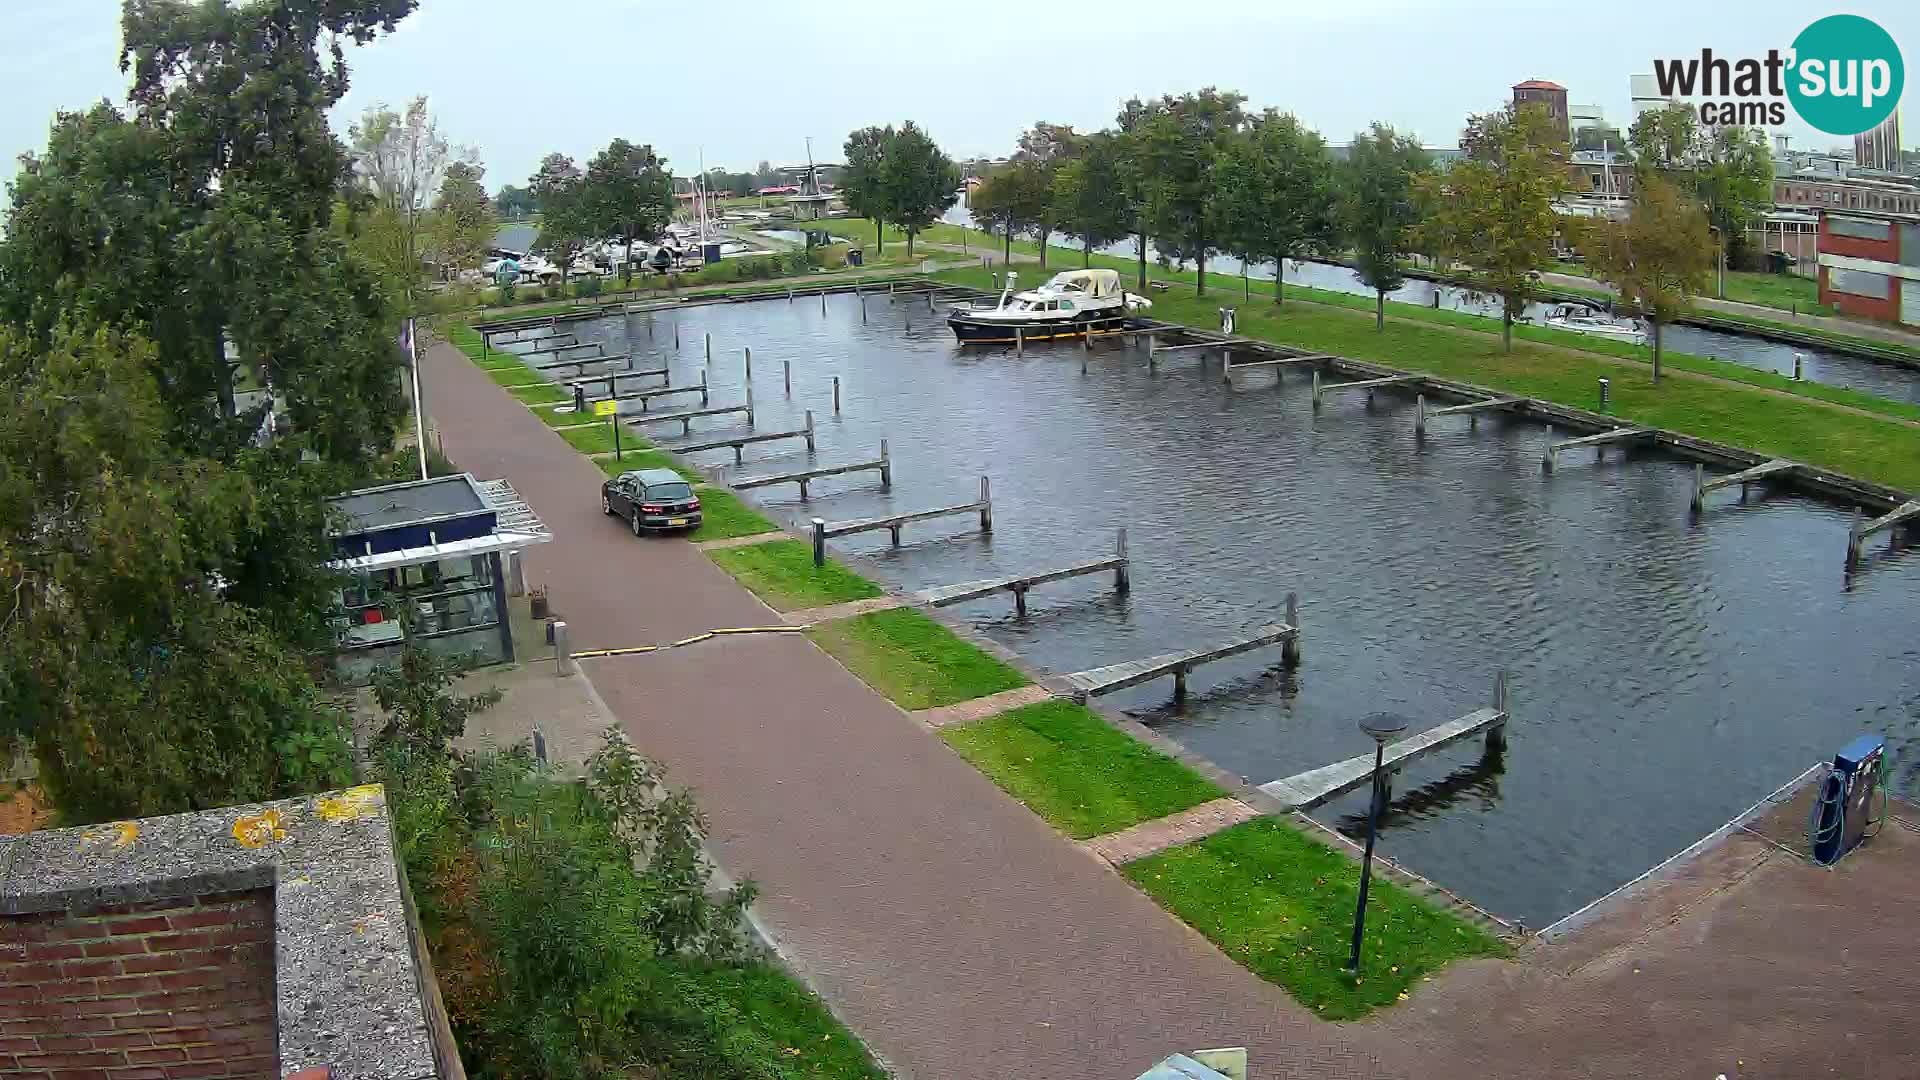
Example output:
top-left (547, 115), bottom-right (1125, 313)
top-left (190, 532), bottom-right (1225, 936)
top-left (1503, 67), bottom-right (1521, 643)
top-left (1541, 302), bottom-right (1648, 346)
top-left (946, 268), bottom-right (1151, 344)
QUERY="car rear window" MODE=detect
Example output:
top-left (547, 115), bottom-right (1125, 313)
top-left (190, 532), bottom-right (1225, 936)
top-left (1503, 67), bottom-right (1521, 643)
top-left (644, 482), bottom-right (693, 501)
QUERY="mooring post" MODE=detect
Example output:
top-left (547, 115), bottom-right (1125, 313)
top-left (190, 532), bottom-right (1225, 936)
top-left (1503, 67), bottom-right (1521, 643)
top-left (1691, 464), bottom-right (1706, 513)
top-left (811, 518), bottom-right (827, 567)
top-left (1114, 527), bottom-right (1131, 593)
top-left (928, 291), bottom-right (937, 312)
top-left (553, 620), bottom-right (573, 676)
top-left (1013, 585), bottom-right (1029, 618)
top-left (674, 323), bottom-right (680, 350)
top-left (1794, 352), bottom-right (1805, 381)
top-left (788, 288), bottom-right (794, 303)
top-left (821, 291), bottom-right (827, 316)
top-left (784, 360), bottom-right (792, 395)
top-left (648, 317), bottom-right (655, 341)
top-left (745, 346), bottom-right (752, 381)
top-left (906, 306), bottom-right (912, 330)
top-left (860, 292), bottom-right (867, 324)
top-left (1847, 509), bottom-right (1864, 568)
top-left (833, 376), bottom-right (841, 415)
top-left (733, 444), bottom-right (744, 466)
top-left (1542, 443), bottom-right (1558, 473)
top-left (1222, 350), bottom-right (1233, 384)
top-left (1415, 394), bottom-right (1427, 436)
top-left (888, 281), bottom-right (896, 303)
top-left (745, 382), bottom-right (755, 427)
top-left (482, 333), bottom-right (489, 361)
top-left (699, 369), bottom-right (709, 405)
top-left (704, 333), bottom-right (712, 366)
top-left (879, 439), bottom-right (891, 491)
top-left (1487, 670), bottom-right (1510, 753)
top-left (1172, 665), bottom-right (1187, 702)
top-left (1311, 369), bottom-right (1322, 409)
top-left (1283, 591), bottom-right (1300, 665)
top-left (979, 475), bottom-right (993, 533)
top-left (804, 410), bottom-right (816, 451)
top-left (1015, 326), bottom-right (1024, 357)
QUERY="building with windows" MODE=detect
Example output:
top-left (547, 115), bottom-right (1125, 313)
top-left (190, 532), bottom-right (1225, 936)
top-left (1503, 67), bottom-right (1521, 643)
top-left (1512, 79), bottom-right (1570, 144)
top-left (1776, 173), bottom-right (1920, 215)
top-left (1629, 73), bottom-right (1676, 122)
top-left (1816, 209), bottom-right (1920, 326)
top-left (1855, 111), bottom-right (1903, 173)
top-left (326, 473), bottom-right (550, 685)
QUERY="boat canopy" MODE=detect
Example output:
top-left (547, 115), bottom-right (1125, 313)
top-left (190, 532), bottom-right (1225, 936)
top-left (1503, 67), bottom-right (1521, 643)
top-left (1042, 268), bottom-right (1121, 298)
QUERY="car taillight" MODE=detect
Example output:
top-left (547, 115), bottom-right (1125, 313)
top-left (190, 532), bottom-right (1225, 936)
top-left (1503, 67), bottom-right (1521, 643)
top-left (640, 504), bottom-right (662, 512)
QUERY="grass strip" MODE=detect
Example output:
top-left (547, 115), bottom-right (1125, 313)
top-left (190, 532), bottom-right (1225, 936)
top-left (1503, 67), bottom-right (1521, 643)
top-left (1126, 817), bottom-right (1507, 1020)
top-left (934, 266), bottom-right (1920, 491)
top-left (508, 382), bottom-right (568, 404)
top-left (558, 420), bottom-right (651, 456)
top-left (675, 962), bottom-right (886, 1079)
top-left (706, 539), bottom-right (881, 612)
top-left (804, 608), bottom-right (1028, 710)
top-left (594, 453), bottom-right (701, 482)
top-left (688, 487), bottom-right (778, 541)
top-left (940, 700), bottom-right (1223, 839)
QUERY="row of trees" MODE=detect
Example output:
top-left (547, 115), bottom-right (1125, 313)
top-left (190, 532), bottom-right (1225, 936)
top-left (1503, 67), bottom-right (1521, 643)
top-left (962, 92), bottom-right (1764, 370)
top-left (524, 140), bottom-right (675, 284)
top-left (346, 96), bottom-right (497, 300)
top-left (839, 121), bottom-right (961, 257)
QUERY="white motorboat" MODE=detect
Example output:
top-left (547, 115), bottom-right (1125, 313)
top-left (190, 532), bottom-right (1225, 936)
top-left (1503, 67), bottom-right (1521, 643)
top-left (1541, 303), bottom-right (1648, 346)
top-left (946, 268), bottom-right (1151, 344)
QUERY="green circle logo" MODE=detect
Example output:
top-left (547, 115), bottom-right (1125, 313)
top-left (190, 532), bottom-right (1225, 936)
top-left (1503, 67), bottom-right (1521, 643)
top-left (1788, 15), bottom-right (1904, 136)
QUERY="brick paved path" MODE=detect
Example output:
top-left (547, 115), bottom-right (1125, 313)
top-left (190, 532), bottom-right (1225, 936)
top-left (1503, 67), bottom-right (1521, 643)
top-left (425, 341), bottom-right (1410, 1080)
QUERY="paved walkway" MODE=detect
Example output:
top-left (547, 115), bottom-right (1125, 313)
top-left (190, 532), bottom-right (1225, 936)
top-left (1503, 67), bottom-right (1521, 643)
top-left (427, 338), bottom-right (1920, 1079)
top-left (424, 339), bottom-right (1410, 1080)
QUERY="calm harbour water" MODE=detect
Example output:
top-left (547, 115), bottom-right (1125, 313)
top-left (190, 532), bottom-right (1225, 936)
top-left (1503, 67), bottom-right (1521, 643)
top-left (507, 296), bottom-right (1920, 926)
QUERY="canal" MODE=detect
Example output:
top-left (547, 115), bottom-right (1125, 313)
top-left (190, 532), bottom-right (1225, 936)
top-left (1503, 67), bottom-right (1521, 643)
top-left (517, 294), bottom-right (1920, 927)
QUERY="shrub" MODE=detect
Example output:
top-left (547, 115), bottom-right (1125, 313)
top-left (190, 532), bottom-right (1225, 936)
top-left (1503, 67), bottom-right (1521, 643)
top-left (574, 275), bottom-right (603, 299)
top-left (496, 278), bottom-right (517, 305)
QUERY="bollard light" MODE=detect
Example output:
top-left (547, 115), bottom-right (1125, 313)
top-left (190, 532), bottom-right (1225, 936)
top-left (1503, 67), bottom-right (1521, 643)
top-left (1348, 711), bottom-right (1409, 974)
top-left (1598, 377), bottom-right (1610, 411)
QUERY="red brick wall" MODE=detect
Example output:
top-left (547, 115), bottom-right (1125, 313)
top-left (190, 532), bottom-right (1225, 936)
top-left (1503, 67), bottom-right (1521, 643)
top-left (0, 891), bottom-right (277, 1080)
top-left (1819, 265), bottom-right (1902, 321)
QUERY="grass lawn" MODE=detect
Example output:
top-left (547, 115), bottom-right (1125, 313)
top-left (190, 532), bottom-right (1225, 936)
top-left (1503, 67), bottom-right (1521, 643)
top-left (1722, 270), bottom-right (1831, 315)
top-left (594, 452), bottom-right (702, 482)
top-left (689, 487), bottom-right (779, 541)
top-left (558, 420), bottom-right (653, 456)
top-left (804, 608), bottom-right (1028, 710)
top-left (940, 700), bottom-right (1223, 839)
top-left (934, 266), bottom-right (1920, 491)
top-left (705, 539), bottom-right (882, 612)
top-left (1126, 818), bottom-right (1508, 1019)
top-left (483, 363), bottom-right (542, 387)
top-left (676, 963), bottom-right (885, 1080)
top-left (508, 382), bottom-right (568, 404)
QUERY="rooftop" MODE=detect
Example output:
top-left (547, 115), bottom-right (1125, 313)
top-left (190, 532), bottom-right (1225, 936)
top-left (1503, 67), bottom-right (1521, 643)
top-left (328, 474), bottom-right (489, 534)
top-left (1514, 79), bottom-right (1567, 91)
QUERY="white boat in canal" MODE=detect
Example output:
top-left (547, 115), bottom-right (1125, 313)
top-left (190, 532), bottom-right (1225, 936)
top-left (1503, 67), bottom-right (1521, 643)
top-left (946, 268), bottom-right (1152, 344)
top-left (1542, 303), bottom-right (1648, 346)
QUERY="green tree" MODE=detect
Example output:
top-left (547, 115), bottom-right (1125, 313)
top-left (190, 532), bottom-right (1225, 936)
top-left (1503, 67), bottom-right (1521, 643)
top-left (0, 331), bottom-right (353, 823)
top-left (968, 161), bottom-right (1052, 266)
top-left (1339, 123), bottom-right (1431, 330)
top-left (348, 96), bottom-right (453, 302)
top-left (1627, 103), bottom-right (1773, 294)
top-left (1213, 109), bottom-right (1337, 307)
top-left (582, 140), bottom-right (674, 284)
top-left (879, 121), bottom-right (959, 258)
top-left (1581, 177), bottom-right (1715, 382)
top-left (1417, 104), bottom-right (1568, 351)
top-left (493, 184), bottom-right (534, 220)
top-left (1052, 131), bottom-right (1133, 267)
top-left (1131, 89), bottom-right (1247, 297)
top-left (1010, 122), bottom-right (1078, 267)
top-left (428, 161), bottom-right (496, 276)
top-left (841, 124), bottom-right (894, 253)
top-left (529, 152), bottom-right (589, 285)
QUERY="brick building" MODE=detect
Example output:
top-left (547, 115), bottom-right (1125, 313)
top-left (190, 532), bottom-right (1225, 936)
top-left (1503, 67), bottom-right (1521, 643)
top-left (1, 787), bottom-right (460, 1080)
top-left (1513, 79), bottom-right (1570, 144)
top-left (1816, 209), bottom-right (1920, 325)
top-left (1775, 174), bottom-right (1920, 215)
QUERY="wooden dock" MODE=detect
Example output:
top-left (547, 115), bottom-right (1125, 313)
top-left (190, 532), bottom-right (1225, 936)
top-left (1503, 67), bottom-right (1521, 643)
top-left (1257, 673), bottom-right (1511, 810)
top-left (1047, 603), bottom-right (1300, 704)
top-left (672, 412), bottom-right (815, 464)
top-left (732, 441), bottom-right (891, 498)
top-left (914, 529), bottom-right (1130, 615)
top-left (1311, 371), bottom-right (1420, 409)
top-left (1848, 499), bottom-right (1920, 567)
top-left (515, 339), bottom-right (594, 357)
top-left (1414, 394), bottom-right (1525, 434)
top-left (628, 399), bottom-right (753, 436)
top-left (1690, 459), bottom-right (1798, 512)
top-left (556, 367), bottom-right (673, 393)
top-left (1223, 352), bottom-right (1327, 383)
top-left (1542, 427), bottom-right (1653, 472)
top-left (809, 477), bottom-right (991, 564)
top-left (528, 352), bottom-right (633, 373)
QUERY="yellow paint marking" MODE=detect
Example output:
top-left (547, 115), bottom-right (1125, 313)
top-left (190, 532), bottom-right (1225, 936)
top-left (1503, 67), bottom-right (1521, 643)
top-left (232, 808), bottom-right (288, 849)
top-left (77, 821), bottom-right (139, 852)
top-left (316, 785), bottom-right (384, 823)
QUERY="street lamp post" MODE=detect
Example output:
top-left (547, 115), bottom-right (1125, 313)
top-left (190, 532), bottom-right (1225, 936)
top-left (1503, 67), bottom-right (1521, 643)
top-left (1348, 712), bottom-right (1409, 974)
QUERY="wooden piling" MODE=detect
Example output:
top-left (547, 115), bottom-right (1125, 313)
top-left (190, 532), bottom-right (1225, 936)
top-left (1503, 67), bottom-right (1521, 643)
top-left (1691, 463), bottom-right (1706, 513)
top-left (979, 476), bottom-right (993, 533)
top-left (1486, 670), bottom-right (1511, 753)
top-left (1310, 369), bottom-right (1322, 409)
top-left (1415, 394), bottom-right (1427, 436)
top-left (879, 439), bottom-right (891, 491)
top-left (745, 383), bottom-right (755, 427)
top-left (674, 323), bottom-right (680, 349)
top-left (704, 333), bottom-right (712, 366)
top-left (821, 291), bottom-right (827, 315)
top-left (804, 410), bottom-right (816, 451)
top-left (1282, 592), bottom-right (1300, 665)
top-left (744, 346), bottom-right (752, 381)
top-left (833, 376), bottom-right (841, 415)
top-left (784, 360), bottom-right (792, 395)
top-left (1015, 327), bottom-right (1024, 357)
top-left (1115, 527), bottom-right (1131, 593)
top-left (811, 518), bottom-right (827, 567)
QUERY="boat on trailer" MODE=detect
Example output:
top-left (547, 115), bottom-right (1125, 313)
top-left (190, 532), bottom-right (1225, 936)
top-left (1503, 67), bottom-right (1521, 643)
top-left (946, 268), bottom-right (1152, 344)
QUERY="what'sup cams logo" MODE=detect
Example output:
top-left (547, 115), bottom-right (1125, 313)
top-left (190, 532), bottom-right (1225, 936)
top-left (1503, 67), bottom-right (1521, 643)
top-left (1652, 14), bottom-right (1904, 135)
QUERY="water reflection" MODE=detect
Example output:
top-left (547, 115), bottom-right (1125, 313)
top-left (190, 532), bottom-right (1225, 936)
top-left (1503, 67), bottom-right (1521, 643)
top-left (546, 297), bottom-right (1918, 926)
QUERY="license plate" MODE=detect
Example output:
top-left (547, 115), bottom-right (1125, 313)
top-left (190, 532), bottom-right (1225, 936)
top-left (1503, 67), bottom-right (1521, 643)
top-left (667, 517), bottom-right (688, 526)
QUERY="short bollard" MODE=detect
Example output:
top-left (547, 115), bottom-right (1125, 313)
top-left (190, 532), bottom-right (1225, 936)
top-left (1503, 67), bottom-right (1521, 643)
top-left (811, 518), bottom-right (827, 567)
top-left (1793, 352), bottom-right (1805, 381)
top-left (553, 620), bottom-right (573, 676)
top-left (1598, 377), bottom-right (1610, 411)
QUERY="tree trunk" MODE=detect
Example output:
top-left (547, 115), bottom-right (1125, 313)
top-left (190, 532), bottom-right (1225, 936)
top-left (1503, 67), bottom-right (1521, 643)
top-left (622, 236), bottom-right (634, 286)
top-left (1274, 261), bottom-right (1284, 306)
top-left (1037, 228), bottom-right (1047, 268)
top-left (1136, 231), bottom-right (1147, 291)
top-left (1004, 225), bottom-right (1012, 265)
top-left (906, 228), bottom-right (915, 258)
top-left (1196, 233), bottom-right (1207, 297)
top-left (1376, 289), bottom-right (1385, 331)
top-left (1501, 308), bottom-right (1513, 352)
top-left (1242, 268), bottom-right (1249, 302)
top-left (1083, 237), bottom-right (1091, 267)
top-left (874, 217), bottom-right (883, 254)
top-left (215, 339), bottom-right (236, 422)
top-left (1651, 318), bottom-right (1663, 384)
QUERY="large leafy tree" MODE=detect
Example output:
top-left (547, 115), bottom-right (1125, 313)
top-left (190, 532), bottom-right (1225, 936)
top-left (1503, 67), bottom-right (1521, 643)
top-left (582, 139), bottom-right (674, 284)
top-left (1009, 122), bottom-right (1078, 268)
top-left (1052, 131), bottom-right (1133, 268)
top-left (1581, 177), bottom-right (1715, 382)
top-left (968, 161), bottom-right (1052, 266)
top-left (529, 152), bottom-right (589, 284)
top-left (348, 95), bottom-right (452, 298)
top-left (1417, 103), bottom-right (1568, 351)
top-left (1339, 123), bottom-right (1431, 330)
top-left (429, 161), bottom-right (496, 275)
top-left (841, 124), bottom-right (894, 253)
top-left (1213, 109), bottom-right (1337, 307)
top-left (1131, 88), bottom-right (1247, 297)
top-left (879, 121), bottom-right (959, 258)
top-left (1628, 103), bottom-right (1772, 293)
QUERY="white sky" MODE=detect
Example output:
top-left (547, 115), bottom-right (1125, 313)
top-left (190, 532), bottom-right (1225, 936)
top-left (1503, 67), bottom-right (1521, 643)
top-left (1, 0), bottom-right (1913, 195)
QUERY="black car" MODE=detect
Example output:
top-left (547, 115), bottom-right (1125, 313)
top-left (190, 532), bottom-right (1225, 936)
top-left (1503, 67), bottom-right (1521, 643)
top-left (602, 468), bottom-right (702, 534)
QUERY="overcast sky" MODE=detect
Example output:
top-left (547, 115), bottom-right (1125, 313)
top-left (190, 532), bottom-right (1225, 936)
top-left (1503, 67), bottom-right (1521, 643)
top-left (3, 0), bottom-right (1914, 195)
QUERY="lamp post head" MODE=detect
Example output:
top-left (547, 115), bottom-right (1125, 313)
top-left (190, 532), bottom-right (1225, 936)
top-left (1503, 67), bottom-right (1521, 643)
top-left (1358, 712), bottom-right (1410, 745)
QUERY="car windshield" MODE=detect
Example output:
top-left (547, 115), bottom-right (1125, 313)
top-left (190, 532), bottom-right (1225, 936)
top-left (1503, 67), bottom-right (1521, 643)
top-left (644, 482), bottom-right (693, 502)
